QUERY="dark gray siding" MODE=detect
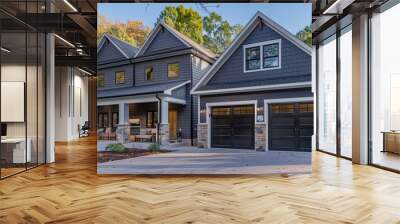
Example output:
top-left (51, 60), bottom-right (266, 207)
top-left (143, 29), bottom-right (187, 56)
top-left (191, 56), bottom-right (212, 138)
top-left (203, 23), bottom-right (311, 90)
top-left (171, 85), bottom-right (186, 100)
top-left (198, 88), bottom-right (312, 123)
top-left (135, 54), bottom-right (191, 86)
top-left (98, 40), bottom-right (127, 64)
top-left (97, 64), bottom-right (134, 90)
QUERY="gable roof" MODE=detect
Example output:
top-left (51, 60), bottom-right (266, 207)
top-left (97, 33), bottom-right (139, 59)
top-left (191, 11), bottom-right (312, 95)
top-left (136, 21), bottom-right (216, 59)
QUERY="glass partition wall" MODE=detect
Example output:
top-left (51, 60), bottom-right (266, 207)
top-left (370, 3), bottom-right (400, 171)
top-left (317, 25), bottom-right (353, 159)
top-left (0, 4), bottom-right (46, 179)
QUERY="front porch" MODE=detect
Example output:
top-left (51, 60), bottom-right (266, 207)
top-left (97, 94), bottom-right (188, 146)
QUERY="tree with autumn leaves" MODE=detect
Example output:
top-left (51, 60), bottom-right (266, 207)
top-left (98, 5), bottom-right (311, 54)
top-left (97, 14), bottom-right (151, 47)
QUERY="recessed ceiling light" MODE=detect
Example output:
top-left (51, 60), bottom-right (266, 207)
top-left (63, 0), bottom-right (78, 12)
top-left (1, 47), bottom-right (11, 53)
top-left (54, 34), bottom-right (75, 48)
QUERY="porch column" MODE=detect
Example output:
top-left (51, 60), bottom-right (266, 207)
top-left (159, 100), bottom-right (169, 144)
top-left (119, 103), bottom-right (129, 125)
top-left (352, 14), bottom-right (369, 164)
top-left (117, 103), bottom-right (129, 143)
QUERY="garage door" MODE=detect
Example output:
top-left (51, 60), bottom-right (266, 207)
top-left (268, 102), bottom-right (313, 151)
top-left (211, 105), bottom-right (254, 149)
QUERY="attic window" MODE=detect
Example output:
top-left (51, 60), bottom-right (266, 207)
top-left (243, 39), bottom-right (281, 73)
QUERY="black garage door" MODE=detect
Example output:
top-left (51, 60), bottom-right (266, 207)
top-left (268, 102), bottom-right (313, 151)
top-left (211, 105), bottom-right (254, 149)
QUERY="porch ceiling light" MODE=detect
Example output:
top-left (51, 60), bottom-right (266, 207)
top-left (1, 47), bottom-right (11, 53)
top-left (63, 0), bottom-right (78, 12)
top-left (54, 34), bottom-right (75, 48)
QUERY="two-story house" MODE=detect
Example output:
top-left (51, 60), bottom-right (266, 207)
top-left (97, 22), bottom-right (216, 145)
top-left (191, 12), bottom-right (313, 151)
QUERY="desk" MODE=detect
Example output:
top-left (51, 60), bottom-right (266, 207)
top-left (1, 138), bottom-right (31, 163)
top-left (382, 131), bottom-right (400, 154)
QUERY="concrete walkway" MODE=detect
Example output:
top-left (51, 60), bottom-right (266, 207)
top-left (98, 147), bottom-right (311, 175)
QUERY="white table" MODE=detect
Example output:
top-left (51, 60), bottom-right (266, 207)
top-left (1, 138), bottom-right (31, 163)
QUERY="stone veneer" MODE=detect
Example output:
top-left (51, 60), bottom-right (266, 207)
top-left (255, 123), bottom-right (266, 150)
top-left (197, 123), bottom-right (208, 148)
top-left (159, 123), bottom-right (169, 144)
top-left (116, 124), bottom-right (129, 144)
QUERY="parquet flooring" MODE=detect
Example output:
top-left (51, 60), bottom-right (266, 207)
top-left (0, 136), bottom-right (400, 223)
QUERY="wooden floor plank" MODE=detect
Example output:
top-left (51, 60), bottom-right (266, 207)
top-left (0, 136), bottom-right (399, 223)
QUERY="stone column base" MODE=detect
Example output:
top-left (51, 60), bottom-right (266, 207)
top-left (255, 123), bottom-right (266, 150)
top-left (159, 123), bottom-right (169, 145)
top-left (116, 124), bottom-right (129, 144)
top-left (197, 123), bottom-right (208, 148)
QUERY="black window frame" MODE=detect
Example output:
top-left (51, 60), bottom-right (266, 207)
top-left (115, 71), bottom-right (125, 85)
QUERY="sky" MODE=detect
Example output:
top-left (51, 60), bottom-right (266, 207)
top-left (98, 3), bottom-right (311, 35)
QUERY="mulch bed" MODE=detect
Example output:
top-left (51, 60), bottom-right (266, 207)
top-left (97, 148), bottom-right (172, 163)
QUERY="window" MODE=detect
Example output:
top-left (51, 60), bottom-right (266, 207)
top-left (145, 67), bottom-right (154, 81)
top-left (263, 43), bottom-right (279, 68)
top-left (168, 63), bottom-right (180, 78)
top-left (244, 39), bottom-right (281, 72)
top-left (98, 113), bottom-right (108, 128)
top-left (115, 71), bottom-right (125, 85)
top-left (112, 112), bottom-right (119, 129)
top-left (147, 111), bottom-right (158, 128)
top-left (271, 104), bottom-right (294, 113)
top-left (97, 74), bottom-right (105, 87)
top-left (245, 47), bottom-right (260, 71)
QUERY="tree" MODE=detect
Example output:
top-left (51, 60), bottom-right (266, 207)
top-left (296, 26), bottom-right (312, 46)
top-left (203, 12), bottom-right (243, 54)
top-left (97, 14), bottom-right (151, 47)
top-left (158, 5), bottom-right (204, 45)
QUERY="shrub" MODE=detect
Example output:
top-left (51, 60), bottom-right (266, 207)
top-left (106, 143), bottom-right (126, 153)
top-left (148, 143), bottom-right (160, 152)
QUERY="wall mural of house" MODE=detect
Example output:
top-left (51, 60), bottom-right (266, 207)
top-left (97, 11), bottom-right (313, 151)
top-left (97, 21), bottom-right (216, 145)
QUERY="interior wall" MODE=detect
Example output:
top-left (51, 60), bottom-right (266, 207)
top-left (55, 66), bottom-right (89, 141)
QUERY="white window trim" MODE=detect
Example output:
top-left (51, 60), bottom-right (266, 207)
top-left (263, 97), bottom-right (314, 151)
top-left (243, 39), bottom-right (282, 73)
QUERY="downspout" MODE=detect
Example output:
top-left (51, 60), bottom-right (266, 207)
top-left (190, 55), bottom-right (194, 146)
top-left (156, 93), bottom-right (162, 144)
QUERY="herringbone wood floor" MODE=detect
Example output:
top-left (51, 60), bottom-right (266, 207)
top-left (1, 136), bottom-right (400, 224)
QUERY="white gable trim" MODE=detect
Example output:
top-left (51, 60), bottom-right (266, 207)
top-left (191, 82), bottom-right (311, 95)
top-left (191, 11), bottom-right (312, 94)
top-left (164, 80), bottom-right (191, 95)
top-left (137, 22), bottom-right (191, 57)
top-left (97, 34), bottom-right (130, 59)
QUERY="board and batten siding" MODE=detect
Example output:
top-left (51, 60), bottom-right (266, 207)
top-left (143, 28), bottom-right (188, 56)
top-left (97, 64), bottom-right (134, 90)
top-left (204, 23), bottom-right (311, 90)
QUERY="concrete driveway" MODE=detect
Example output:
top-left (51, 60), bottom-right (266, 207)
top-left (98, 147), bottom-right (311, 175)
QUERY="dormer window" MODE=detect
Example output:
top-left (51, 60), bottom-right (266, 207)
top-left (243, 39), bottom-right (281, 73)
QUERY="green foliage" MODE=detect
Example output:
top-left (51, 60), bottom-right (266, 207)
top-left (203, 12), bottom-right (243, 54)
top-left (158, 5), bottom-right (204, 44)
top-left (296, 26), bottom-right (312, 46)
top-left (148, 143), bottom-right (160, 152)
top-left (106, 143), bottom-right (126, 153)
top-left (97, 14), bottom-right (151, 47)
